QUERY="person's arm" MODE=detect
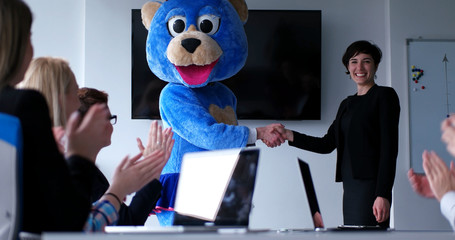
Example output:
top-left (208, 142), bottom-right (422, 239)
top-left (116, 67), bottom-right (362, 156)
top-left (288, 122), bottom-right (337, 154)
top-left (440, 191), bottom-right (455, 231)
top-left (117, 180), bottom-right (162, 225)
top-left (422, 151), bottom-right (455, 230)
top-left (84, 200), bottom-right (119, 232)
top-left (374, 88), bottom-right (400, 200)
top-left (373, 88), bottom-right (400, 223)
top-left (118, 122), bottom-right (171, 225)
top-left (285, 99), bottom-right (348, 154)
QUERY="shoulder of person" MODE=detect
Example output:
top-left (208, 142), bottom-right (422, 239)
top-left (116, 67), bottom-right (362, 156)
top-left (375, 85), bottom-right (397, 95)
top-left (2, 87), bottom-right (48, 113)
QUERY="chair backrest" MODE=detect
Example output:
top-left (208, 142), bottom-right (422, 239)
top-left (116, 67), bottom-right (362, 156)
top-left (0, 113), bottom-right (23, 240)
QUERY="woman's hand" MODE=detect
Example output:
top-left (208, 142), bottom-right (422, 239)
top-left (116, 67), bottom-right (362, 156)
top-left (106, 150), bottom-right (167, 205)
top-left (52, 126), bottom-right (66, 154)
top-left (66, 104), bottom-right (110, 162)
top-left (136, 120), bottom-right (174, 180)
top-left (422, 150), bottom-right (455, 201)
top-left (137, 121), bottom-right (174, 157)
top-left (372, 196), bottom-right (390, 223)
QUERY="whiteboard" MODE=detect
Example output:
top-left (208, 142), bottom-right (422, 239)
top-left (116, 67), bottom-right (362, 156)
top-left (408, 39), bottom-right (455, 173)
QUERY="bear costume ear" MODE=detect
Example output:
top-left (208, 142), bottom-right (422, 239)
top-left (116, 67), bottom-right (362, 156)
top-left (141, 1), bottom-right (162, 30)
top-left (229, 0), bottom-right (248, 23)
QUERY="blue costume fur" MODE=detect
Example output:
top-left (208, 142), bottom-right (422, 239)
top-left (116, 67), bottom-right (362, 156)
top-left (141, 0), bottom-right (249, 225)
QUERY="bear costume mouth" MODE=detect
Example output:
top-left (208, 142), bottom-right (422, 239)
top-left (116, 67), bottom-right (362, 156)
top-left (175, 59), bottom-right (219, 86)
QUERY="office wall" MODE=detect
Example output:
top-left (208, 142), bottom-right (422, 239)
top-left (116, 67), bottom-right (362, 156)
top-left (25, 0), bottom-right (85, 86)
top-left (23, 0), bottom-right (455, 230)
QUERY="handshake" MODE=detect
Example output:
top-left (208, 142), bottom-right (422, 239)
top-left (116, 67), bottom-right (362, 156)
top-left (256, 123), bottom-right (293, 148)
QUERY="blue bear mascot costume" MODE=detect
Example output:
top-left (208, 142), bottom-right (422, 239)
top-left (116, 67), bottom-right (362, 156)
top-left (141, 0), bottom-right (251, 226)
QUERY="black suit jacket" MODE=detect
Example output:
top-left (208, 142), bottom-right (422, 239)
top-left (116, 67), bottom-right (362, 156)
top-left (0, 86), bottom-right (97, 233)
top-left (289, 84), bottom-right (400, 201)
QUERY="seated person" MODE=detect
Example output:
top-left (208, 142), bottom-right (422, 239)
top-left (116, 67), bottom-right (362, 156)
top-left (19, 57), bottom-right (173, 231)
top-left (78, 87), bottom-right (174, 226)
top-left (0, 0), bottom-right (112, 233)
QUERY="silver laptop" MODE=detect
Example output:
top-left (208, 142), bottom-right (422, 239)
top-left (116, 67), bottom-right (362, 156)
top-left (171, 147), bottom-right (260, 232)
top-left (106, 147), bottom-right (260, 234)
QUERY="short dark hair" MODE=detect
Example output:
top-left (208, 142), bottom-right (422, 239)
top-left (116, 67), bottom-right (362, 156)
top-left (77, 87), bottom-right (108, 117)
top-left (342, 40), bottom-right (382, 74)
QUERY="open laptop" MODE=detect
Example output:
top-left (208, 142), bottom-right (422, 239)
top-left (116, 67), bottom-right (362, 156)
top-left (296, 158), bottom-right (386, 231)
top-left (106, 147), bottom-right (260, 234)
top-left (171, 147), bottom-right (260, 232)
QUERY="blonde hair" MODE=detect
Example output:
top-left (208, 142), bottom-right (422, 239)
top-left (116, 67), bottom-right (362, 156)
top-left (0, 0), bottom-right (33, 89)
top-left (18, 57), bottom-right (75, 127)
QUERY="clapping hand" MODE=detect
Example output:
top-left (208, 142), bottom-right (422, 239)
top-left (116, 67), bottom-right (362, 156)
top-left (422, 150), bottom-right (455, 201)
top-left (136, 120), bottom-right (174, 180)
top-left (441, 115), bottom-right (455, 157)
top-left (408, 168), bottom-right (435, 198)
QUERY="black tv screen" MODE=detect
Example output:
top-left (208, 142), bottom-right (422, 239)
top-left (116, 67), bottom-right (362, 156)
top-left (132, 9), bottom-right (321, 120)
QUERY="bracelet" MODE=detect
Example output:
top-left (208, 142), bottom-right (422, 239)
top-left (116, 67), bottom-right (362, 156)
top-left (104, 192), bottom-right (122, 206)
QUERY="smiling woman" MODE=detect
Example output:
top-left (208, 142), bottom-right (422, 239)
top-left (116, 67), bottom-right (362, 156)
top-left (277, 40), bottom-right (400, 229)
top-left (342, 40), bottom-right (383, 95)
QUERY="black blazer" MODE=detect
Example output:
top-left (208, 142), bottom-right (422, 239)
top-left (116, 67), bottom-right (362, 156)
top-left (289, 84), bottom-right (400, 201)
top-left (0, 86), bottom-right (97, 233)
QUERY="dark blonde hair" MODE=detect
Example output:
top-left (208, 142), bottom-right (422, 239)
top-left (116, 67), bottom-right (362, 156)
top-left (0, 0), bottom-right (33, 88)
top-left (19, 57), bottom-right (76, 127)
top-left (77, 87), bottom-right (108, 117)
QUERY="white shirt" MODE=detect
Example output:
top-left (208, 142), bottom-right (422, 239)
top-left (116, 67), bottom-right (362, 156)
top-left (247, 127), bottom-right (257, 144)
top-left (440, 191), bottom-right (455, 231)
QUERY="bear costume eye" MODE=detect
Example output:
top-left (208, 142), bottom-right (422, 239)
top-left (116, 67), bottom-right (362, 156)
top-left (197, 14), bottom-right (220, 35)
top-left (168, 16), bottom-right (186, 37)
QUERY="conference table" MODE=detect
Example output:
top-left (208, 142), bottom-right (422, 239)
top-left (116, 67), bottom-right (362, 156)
top-left (42, 229), bottom-right (455, 240)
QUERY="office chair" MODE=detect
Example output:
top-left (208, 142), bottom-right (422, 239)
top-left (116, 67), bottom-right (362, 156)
top-left (0, 113), bottom-right (23, 240)
top-left (0, 113), bottom-right (41, 240)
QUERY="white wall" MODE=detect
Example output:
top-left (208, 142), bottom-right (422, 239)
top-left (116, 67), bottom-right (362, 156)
top-left (25, 0), bottom-right (85, 86)
top-left (23, 0), bottom-right (455, 231)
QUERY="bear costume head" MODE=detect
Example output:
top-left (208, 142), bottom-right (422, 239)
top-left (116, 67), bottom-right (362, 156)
top-left (141, 0), bottom-right (248, 88)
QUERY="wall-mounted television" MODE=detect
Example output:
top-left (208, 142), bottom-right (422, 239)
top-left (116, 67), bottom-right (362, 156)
top-left (132, 9), bottom-right (321, 120)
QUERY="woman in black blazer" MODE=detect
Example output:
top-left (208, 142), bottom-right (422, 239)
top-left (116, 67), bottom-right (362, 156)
top-left (282, 40), bottom-right (400, 228)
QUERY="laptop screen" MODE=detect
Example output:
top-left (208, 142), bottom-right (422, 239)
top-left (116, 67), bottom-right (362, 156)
top-left (298, 158), bottom-right (324, 228)
top-left (173, 148), bottom-right (260, 227)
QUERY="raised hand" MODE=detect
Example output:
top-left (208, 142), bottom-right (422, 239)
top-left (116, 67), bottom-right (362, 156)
top-left (408, 168), bottom-right (435, 198)
top-left (422, 150), bottom-right (455, 201)
top-left (66, 103), bottom-right (110, 162)
top-left (137, 120), bottom-right (174, 158)
top-left (136, 121), bottom-right (174, 180)
top-left (52, 126), bottom-right (66, 154)
top-left (441, 115), bottom-right (455, 157)
top-left (104, 150), bottom-right (166, 208)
